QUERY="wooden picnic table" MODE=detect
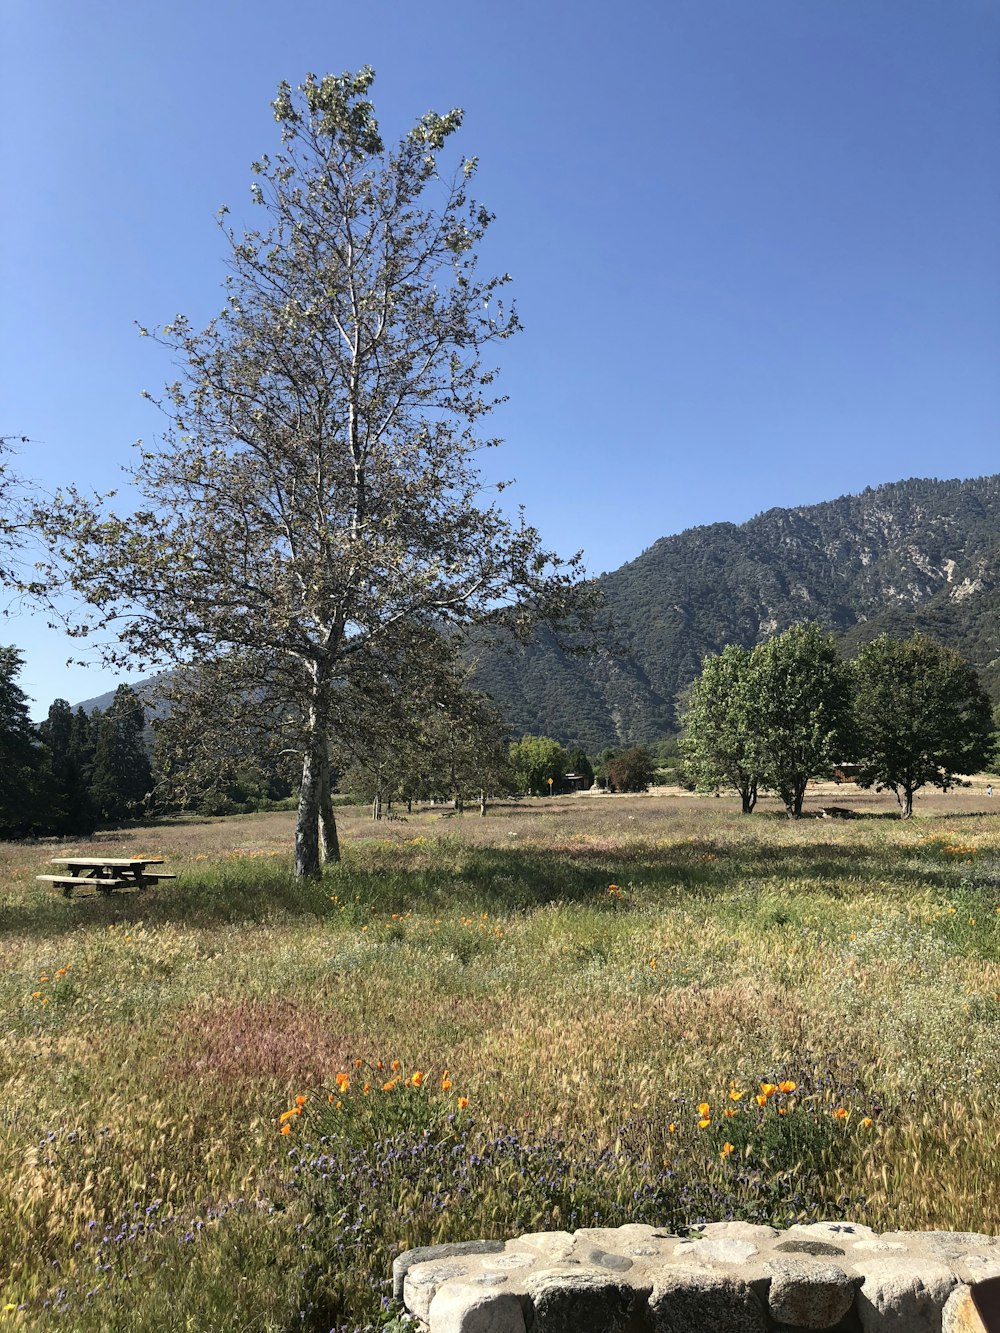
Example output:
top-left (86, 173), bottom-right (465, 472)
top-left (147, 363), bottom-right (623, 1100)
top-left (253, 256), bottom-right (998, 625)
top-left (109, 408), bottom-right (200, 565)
top-left (37, 857), bottom-right (177, 897)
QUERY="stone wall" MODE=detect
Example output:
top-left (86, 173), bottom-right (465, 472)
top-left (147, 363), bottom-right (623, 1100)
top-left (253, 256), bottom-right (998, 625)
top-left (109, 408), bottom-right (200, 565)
top-left (393, 1221), bottom-right (1000, 1332)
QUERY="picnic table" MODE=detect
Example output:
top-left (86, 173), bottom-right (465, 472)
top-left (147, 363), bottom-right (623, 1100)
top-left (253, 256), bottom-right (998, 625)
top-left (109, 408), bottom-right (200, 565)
top-left (36, 857), bottom-right (177, 897)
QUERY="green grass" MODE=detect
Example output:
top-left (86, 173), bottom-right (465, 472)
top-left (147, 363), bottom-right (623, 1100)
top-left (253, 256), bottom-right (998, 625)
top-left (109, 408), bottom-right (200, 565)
top-left (1, 790), bottom-right (999, 1329)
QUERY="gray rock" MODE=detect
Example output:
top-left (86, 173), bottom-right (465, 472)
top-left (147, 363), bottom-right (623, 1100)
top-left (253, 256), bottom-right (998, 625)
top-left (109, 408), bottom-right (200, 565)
top-left (854, 1258), bottom-right (957, 1331)
top-left (573, 1245), bottom-right (634, 1273)
top-left (852, 1242), bottom-right (908, 1256)
top-left (953, 1255), bottom-right (1000, 1285)
top-left (697, 1222), bottom-right (780, 1244)
top-left (505, 1232), bottom-right (575, 1264)
top-left (650, 1270), bottom-right (767, 1333)
top-left (405, 1261), bottom-right (479, 1323)
top-left (573, 1226), bottom-right (659, 1251)
top-left (481, 1254), bottom-right (535, 1274)
top-left (525, 1267), bottom-right (652, 1333)
top-left (673, 1237), bottom-right (760, 1264)
top-left (775, 1240), bottom-right (847, 1257)
top-left (428, 1281), bottom-right (527, 1333)
top-left (394, 1242), bottom-right (505, 1301)
top-left (879, 1233), bottom-right (1000, 1263)
top-left (788, 1222), bottom-right (878, 1244)
top-left (766, 1260), bottom-right (856, 1329)
top-left (882, 1233), bottom-right (998, 1252)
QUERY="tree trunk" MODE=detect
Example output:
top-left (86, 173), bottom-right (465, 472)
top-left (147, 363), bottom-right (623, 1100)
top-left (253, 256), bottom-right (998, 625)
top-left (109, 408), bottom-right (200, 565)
top-left (900, 786), bottom-right (914, 819)
top-left (295, 723), bottom-right (323, 879)
top-left (781, 779), bottom-right (806, 818)
top-left (740, 781), bottom-right (757, 815)
top-left (318, 755), bottom-right (340, 863)
top-left (479, 787), bottom-right (486, 817)
top-left (372, 792), bottom-right (381, 822)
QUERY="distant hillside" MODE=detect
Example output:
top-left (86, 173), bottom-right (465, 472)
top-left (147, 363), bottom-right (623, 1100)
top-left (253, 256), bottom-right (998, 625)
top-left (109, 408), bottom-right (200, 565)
top-left (74, 673), bottom-right (172, 717)
top-left (71, 475), bottom-right (1000, 755)
top-left (470, 475), bottom-right (1000, 750)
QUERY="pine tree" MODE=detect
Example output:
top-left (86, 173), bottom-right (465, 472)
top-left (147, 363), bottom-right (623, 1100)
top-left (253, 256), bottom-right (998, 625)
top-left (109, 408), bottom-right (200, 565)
top-left (0, 646), bottom-right (47, 836)
top-left (38, 698), bottom-right (97, 834)
top-left (90, 686), bottom-right (153, 821)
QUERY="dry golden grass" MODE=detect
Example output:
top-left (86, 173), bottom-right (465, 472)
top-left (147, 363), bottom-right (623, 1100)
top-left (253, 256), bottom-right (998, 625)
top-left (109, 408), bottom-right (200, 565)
top-left (1, 785), bottom-right (998, 1328)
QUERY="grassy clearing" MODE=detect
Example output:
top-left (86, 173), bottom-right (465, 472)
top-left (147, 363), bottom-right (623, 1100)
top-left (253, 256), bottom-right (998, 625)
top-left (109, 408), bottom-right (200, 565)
top-left (1, 787), bottom-right (999, 1330)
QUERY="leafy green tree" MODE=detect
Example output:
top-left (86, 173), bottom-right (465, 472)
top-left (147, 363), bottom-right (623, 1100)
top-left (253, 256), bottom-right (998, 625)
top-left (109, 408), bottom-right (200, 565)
top-left (38, 698), bottom-right (97, 834)
top-left (606, 746), bottom-right (654, 793)
top-left (750, 623), bottom-right (852, 818)
top-left (852, 633), bottom-right (992, 818)
top-left (90, 686), bottom-right (153, 821)
top-left (37, 70), bottom-right (586, 879)
top-left (680, 644), bottom-right (760, 813)
top-left (0, 647), bottom-right (48, 836)
top-left (565, 745), bottom-right (594, 790)
top-left (509, 735), bottom-right (568, 796)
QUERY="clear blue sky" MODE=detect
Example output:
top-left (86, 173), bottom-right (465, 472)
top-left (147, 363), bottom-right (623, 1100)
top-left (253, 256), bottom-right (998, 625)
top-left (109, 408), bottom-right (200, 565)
top-left (2, 0), bottom-right (998, 715)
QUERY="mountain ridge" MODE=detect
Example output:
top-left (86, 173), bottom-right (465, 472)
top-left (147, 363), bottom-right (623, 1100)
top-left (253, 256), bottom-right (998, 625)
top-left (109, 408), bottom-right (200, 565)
top-left (72, 474), bottom-right (1000, 752)
top-left (469, 474), bottom-right (1000, 749)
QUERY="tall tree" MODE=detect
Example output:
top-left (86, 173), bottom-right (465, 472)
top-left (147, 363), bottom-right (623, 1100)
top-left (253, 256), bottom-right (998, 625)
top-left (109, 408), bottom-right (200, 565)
top-left (0, 647), bottom-right (47, 836)
top-left (38, 69), bottom-right (585, 878)
top-left (749, 623), bottom-right (852, 818)
top-left (852, 632), bottom-right (992, 818)
top-left (680, 643), bottom-right (761, 813)
top-left (90, 686), bottom-right (153, 821)
top-left (38, 698), bottom-right (97, 834)
top-left (565, 745), bottom-right (594, 790)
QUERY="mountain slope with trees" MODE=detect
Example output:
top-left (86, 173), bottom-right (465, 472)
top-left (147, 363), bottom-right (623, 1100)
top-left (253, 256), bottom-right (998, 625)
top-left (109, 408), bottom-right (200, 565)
top-left (471, 474), bottom-right (1000, 750)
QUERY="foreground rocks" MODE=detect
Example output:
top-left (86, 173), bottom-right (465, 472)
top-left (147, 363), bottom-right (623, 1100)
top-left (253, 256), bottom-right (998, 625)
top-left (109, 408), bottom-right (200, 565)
top-left (393, 1222), bottom-right (1000, 1332)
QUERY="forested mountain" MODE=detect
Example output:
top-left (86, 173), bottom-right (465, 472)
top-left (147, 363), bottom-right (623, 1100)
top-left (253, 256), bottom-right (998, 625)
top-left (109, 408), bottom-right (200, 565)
top-left (470, 475), bottom-right (1000, 751)
top-left (73, 475), bottom-right (1000, 755)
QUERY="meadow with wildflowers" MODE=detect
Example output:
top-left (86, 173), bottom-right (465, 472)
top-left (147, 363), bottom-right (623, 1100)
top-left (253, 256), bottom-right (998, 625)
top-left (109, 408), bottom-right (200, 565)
top-left (1, 785), bottom-right (999, 1330)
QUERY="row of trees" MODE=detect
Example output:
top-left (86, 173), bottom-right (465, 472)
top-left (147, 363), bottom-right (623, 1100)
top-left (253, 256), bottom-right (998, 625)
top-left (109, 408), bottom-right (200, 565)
top-left (681, 625), bottom-right (992, 818)
top-left (0, 652), bottom-right (153, 837)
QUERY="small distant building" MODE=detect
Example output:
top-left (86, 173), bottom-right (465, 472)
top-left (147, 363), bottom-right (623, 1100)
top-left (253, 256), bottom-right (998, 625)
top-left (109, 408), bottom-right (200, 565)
top-left (563, 773), bottom-right (589, 791)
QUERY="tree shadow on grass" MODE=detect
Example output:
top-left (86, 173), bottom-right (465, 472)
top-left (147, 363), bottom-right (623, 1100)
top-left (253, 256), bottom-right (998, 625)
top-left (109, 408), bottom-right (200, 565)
top-left (2, 833), bottom-right (994, 939)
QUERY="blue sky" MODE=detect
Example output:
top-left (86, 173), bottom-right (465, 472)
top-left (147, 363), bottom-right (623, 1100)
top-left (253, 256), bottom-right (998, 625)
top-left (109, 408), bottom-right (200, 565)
top-left (2, 0), bottom-right (998, 714)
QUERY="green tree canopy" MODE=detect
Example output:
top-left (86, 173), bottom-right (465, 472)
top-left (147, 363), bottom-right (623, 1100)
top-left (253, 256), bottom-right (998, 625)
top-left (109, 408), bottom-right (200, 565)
top-left (680, 643), bottom-right (760, 813)
top-left (749, 623), bottom-right (852, 818)
top-left (509, 735), bottom-right (568, 796)
top-left (852, 632), bottom-right (992, 817)
top-left (90, 686), bottom-right (153, 821)
top-left (565, 745), bottom-right (594, 789)
top-left (38, 698), bottom-right (97, 834)
top-left (0, 646), bottom-right (47, 837)
top-left (606, 746), bottom-right (654, 793)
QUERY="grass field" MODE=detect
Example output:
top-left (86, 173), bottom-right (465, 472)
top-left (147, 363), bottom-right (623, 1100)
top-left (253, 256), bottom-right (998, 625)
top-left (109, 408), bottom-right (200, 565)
top-left (2, 783), bottom-right (999, 1331)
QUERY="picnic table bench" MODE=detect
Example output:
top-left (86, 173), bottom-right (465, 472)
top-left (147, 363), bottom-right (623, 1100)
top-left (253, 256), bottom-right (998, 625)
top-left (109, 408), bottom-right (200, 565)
top-left (37, 857), bottom-right (177, 897)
